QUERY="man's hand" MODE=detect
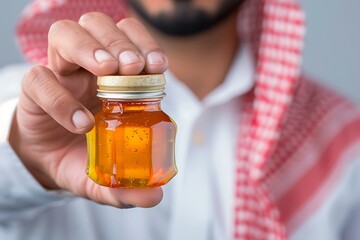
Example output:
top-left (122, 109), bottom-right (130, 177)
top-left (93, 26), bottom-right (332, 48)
top-left (8, 12), bottom-right (168, 208)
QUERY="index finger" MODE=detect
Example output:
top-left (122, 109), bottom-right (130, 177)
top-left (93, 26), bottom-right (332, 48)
top-left (47, 19), bottom-right (119, 76)
top-left (117, 18), bottom-right (169, 74)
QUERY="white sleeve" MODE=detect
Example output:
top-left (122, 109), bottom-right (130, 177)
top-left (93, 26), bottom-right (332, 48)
top-left (0, 65), bottom-right (73, 223)
top-left (342, 202), bottom-right (360, 240)
top-left (0, 141), bottom-right (73, 222)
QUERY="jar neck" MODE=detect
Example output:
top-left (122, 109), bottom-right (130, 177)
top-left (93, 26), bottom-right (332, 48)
top-left (102, 98), bottom-right (162, 113)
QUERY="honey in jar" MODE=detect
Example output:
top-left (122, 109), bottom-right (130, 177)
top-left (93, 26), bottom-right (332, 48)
top-left (86, 74), bottom-right (177, 188)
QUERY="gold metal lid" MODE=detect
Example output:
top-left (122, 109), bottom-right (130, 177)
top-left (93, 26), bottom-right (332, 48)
top-left (97, 74), bottom-right (166, 99)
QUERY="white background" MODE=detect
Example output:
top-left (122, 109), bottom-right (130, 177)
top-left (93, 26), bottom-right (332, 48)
top-left (0, 0), bottom-right (359, 102)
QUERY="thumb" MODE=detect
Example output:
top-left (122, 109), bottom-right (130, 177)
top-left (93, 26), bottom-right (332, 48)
top-left (22, 66), bottom-right (94, 134)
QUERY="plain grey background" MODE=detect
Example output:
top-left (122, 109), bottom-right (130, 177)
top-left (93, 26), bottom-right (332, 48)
top-left (0, 0), bottom-right (359, 102)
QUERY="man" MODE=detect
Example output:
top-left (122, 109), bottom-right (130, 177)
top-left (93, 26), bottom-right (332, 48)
top-left (0, 0), bottom-right (360, 239)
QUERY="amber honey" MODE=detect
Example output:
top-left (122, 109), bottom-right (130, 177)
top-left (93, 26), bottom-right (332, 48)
top-left (86, 74), bottom-right (177, 188)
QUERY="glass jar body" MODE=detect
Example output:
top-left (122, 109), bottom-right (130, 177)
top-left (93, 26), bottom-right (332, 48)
top-left (86, 99), bottom-right (177, 188)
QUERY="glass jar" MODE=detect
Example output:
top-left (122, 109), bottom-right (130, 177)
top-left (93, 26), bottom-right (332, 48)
top-left (86, 74), bottom-right (177, 188)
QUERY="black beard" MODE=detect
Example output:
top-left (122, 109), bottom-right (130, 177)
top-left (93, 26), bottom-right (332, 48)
top-left (126, 0), bottom-right (246, 37)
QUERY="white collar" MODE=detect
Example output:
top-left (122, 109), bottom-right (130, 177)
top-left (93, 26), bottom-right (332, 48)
top-left (164, 43), bottom-right (255, 109)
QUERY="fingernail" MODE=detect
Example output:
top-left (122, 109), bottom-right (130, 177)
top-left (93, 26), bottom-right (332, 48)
top-left (119, 51), bottom-right (140, 66)
top-left (95, 49), bottom-right (115, 63)
top-left (147, 52), bottom-right (166, 65)
top-left (122, 203), bottom-right (136, 209)
top-left (72, 110), bottom-right (91, 129)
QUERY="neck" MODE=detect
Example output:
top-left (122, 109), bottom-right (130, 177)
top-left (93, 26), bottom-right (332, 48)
top-left (130, 10), bottom-right (240, 99)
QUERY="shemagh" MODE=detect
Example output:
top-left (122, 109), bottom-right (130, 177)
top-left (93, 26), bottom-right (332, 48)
top-left (16, 0), bottom-right (305, 239)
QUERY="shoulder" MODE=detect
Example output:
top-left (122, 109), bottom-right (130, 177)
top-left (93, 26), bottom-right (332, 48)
top-left (292, 75), bottom-right (360, 119)
top-left (284, 75), bottom-right (360, 143)
top-left (270, 75), bottom-right (360, 175)
top-left (267, 75), bottom-right (360, 233)
top-left (275, 74), bottom-right (360, 170)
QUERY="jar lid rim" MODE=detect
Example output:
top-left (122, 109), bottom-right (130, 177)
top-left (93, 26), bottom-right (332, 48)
top-left (97, 74), bottom-right (166, 88)
top-left (97, 74), bottom-right (166, 99)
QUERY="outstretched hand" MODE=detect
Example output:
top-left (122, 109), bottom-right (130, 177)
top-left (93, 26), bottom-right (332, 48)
top-left (9, 12), bottom-right (168, 208)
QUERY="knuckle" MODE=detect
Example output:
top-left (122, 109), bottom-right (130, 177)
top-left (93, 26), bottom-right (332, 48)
top-left (48, 20), bottom-right (77, 39)
top-left (117, 17), bottom-right (142, 28)
top-left (146, 46), bottom-right (165, 54)
top-left (23, 66), bottom-right (49, 92)
top-left (102, 33), bottom-right (133, 49)
top-left (48, 90), bottom-right (69, 112)
top-left (23, 66), bottom-right (69, 112)
top-left (79, 11), bottom-right (111, 26)
top-left (77, 40), bottom-right (98, 52)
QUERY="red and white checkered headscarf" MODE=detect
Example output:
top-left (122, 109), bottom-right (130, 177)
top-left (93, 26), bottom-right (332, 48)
top-left (16, 0), bottom-right (305, 239)
top-left (234, 0), bottom-right (304, 239)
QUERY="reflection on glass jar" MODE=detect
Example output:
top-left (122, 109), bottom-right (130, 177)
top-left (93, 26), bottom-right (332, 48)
top-left (86, 74), bottom-right (177, 188)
